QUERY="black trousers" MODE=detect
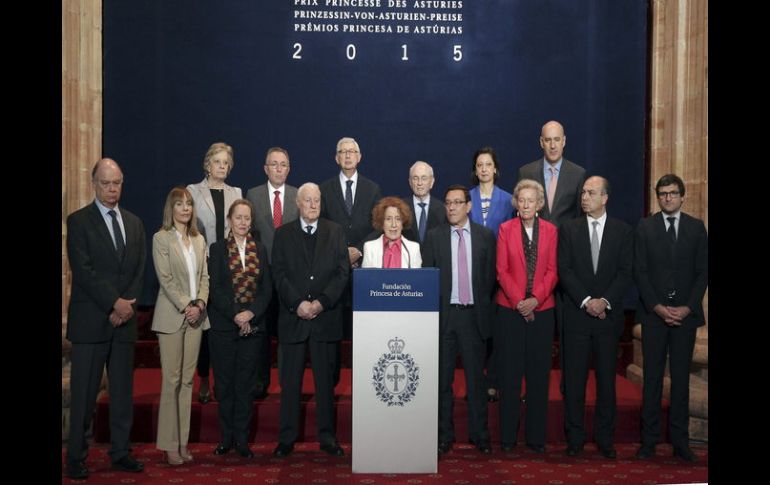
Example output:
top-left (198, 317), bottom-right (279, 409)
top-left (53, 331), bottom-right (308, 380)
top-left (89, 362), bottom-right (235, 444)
top-left (67, 339), bottom-right (135, 464)
top-left (562, 312), bottom-right (621, 448)
top-left (640, 323), bottom-right (697, 448)
top-left (438, 306), bottom-right (489, 443)
top-left (209, 329), bottom-right (262, 446)
top-left (278, 339), bottom-right (338, 446)
top-left (496, 305), bottom-right (554, 446)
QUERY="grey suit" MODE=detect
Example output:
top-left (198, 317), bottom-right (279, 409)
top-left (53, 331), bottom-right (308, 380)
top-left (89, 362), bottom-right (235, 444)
top-left (245, 183), bottom-right (299, 261)
top-left (245, 183), bottom-right (298, 393)
top-left (186, 178), bottom-right (242, 247)
top-left (518, 158), bottom-right (586, 229)
top-left (66, 202), bottom-right (146, 466)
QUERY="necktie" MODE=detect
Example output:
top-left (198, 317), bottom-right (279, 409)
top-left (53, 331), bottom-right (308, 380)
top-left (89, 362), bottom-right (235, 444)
top-left (667, 216), bottom-right (677, 243)
top-left (547, 166), bottom-right (558, 213)
top-left (418, 202), bottom-right (427, 242)
top-left (306, 225), bottom-right (313, 235)
top-left (456, 228), bottom-right (470, 304)
top-left (273, 190), bottom-right (282, 228)
top-left (108, 209), bottom-right (125, 257)
top-left (590, 220), bottom-right (600, 274)
top-left (345, 180), bottom-right (354, 216)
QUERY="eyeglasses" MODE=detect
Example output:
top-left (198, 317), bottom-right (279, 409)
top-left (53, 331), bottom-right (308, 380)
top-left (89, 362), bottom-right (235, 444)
top-left (444, 199), bottom-right (468, 207)
top-left (266, 162), bottom-right (289, 169)
top-left (657, 190), bottom-right (681, 199)
top-left (337, 149), bottom-right (359, 155)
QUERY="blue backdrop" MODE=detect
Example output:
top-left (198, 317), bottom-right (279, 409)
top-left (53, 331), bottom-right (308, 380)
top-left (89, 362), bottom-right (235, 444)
top-left (102, 0), bottom-right (648, 304)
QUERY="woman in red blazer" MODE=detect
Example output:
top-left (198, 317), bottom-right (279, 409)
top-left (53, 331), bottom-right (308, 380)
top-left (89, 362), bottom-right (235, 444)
top-left (495, 179), bottom-right (558, 453)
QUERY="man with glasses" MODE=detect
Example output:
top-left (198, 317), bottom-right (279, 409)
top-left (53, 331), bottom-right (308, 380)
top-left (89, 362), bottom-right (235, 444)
top-left (246, 147), bottom-right (299, 399)
top-left (320, 137), bottom-right (382, 342)
top-left (634, 174), bottom-right (708, 462)
top-left (401, 160), bottom-right (446, 247)
top-left (422, 185), bottom-right (496, 456)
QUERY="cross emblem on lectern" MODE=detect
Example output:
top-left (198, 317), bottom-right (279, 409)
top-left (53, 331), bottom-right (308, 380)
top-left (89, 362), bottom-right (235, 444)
top-left (387, 364), bottom-right (406, 392)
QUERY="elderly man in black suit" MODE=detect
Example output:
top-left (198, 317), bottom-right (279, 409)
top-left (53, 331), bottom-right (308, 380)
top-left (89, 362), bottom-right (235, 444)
top-left (65, 158), bottom-right (147, 479)
top-left (558, 176), bottom-right (633, 459)
top-left (401, 160), bottom-right (447, 246)
top-left (422, 184), bottom-right (496, 456)
top-left (271, 183), bottom-right (350, 458)
top-left (320, 136), bottom-right (382, 385)
top-left (245, 146), bottom-right (299, 398)
top-left (634, 174), bottom-right (707, 463)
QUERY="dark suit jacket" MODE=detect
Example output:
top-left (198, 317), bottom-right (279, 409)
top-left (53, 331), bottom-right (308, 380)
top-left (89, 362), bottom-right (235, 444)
top-left (518, 159), bottom-right (586, 228)
top-left (245, 183), bottom-right (299, 262)
top-left (558, 215), bottom-right (634, 328)
top-left (401, 194), bottom-right (447, 245)
top-left (271, 218), bottom-right (350, 343)
top-left (66, 202), bottom-right (146, 343)
top-left (320, 173), bottom-right (382, 250)
top-left (634, 211), bottom-right (708, 328)
top-left (421, 221), bottom-right (497, 339)
top-left (207, 236), bottom-right (273, 334)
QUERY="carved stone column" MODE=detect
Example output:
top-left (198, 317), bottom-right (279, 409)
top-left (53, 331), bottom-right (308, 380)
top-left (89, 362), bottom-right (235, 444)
top-left (62, 0), bottom-right (103, 441)
top-left (626, 0), bottom-right (708, 442)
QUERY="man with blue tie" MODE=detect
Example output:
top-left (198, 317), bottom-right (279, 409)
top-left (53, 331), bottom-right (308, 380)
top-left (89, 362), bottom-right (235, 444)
top-left (422, 185), bottom-right (496, 456)
top-left (65, 158), bottom-right (147, 479)
top-left (402, 161), bottom-right (446, 247)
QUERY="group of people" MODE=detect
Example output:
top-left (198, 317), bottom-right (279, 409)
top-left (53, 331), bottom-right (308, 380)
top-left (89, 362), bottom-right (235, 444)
top-left (64, 121), bottom-right (708, 480)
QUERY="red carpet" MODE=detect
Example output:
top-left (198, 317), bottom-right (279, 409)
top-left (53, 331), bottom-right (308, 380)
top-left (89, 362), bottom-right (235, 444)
top-left (62, 441), bottom-right (708, 484)
top-left (95, 368), bottom-right (668, 444)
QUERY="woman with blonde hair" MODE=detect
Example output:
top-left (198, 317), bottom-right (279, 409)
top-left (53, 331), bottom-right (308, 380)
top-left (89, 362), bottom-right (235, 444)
top-left (187, 142), bottom-right (242, 403)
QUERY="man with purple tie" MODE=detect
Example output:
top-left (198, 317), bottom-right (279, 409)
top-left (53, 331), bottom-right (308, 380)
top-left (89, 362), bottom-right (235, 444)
top-left (421, 184), bottom-right (497, 456)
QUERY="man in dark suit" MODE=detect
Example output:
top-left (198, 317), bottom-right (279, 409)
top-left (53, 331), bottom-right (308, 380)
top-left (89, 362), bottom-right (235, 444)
top-left (401, 160), bottom-right (446, 246)
top-left (270, 183), bottom-right (350, 458)
top-left (422, 184), bottom-right (496, 456)
top-left (65, 158), bottom-right (147, 479)
top-left (558, 176), bottom-right (633, 459)
top-left (245, 147), bottom-right (299, 398)
top-left (518, 120), bottom-right (587, 229)
top-left (320, 137), bottom-right (382, 378)
top-left (320, 137), bottom-right (382, 268)
top-left (634, 174), bottom-right (707, 463)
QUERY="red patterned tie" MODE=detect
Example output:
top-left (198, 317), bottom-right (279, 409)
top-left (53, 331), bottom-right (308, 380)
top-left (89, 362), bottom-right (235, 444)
top-left (273, 190), bottom-right (282, 228)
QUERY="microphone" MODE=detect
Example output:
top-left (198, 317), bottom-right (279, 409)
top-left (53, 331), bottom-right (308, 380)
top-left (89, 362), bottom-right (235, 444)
top-left (401, 238), bottom-right (412, 268)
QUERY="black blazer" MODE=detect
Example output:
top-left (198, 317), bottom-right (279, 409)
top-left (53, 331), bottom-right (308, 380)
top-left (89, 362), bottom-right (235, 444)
top-left (518, 158), bottom-right (586, 228)
top-left (421, 221), bottom-right (497, 339)
top-left (558, 215), bottom-right (634, 327)
top-left (207, 237), bottom-right (273, 334)
top-left (271, 218), bottom-right (350, 343)
top-left (634, 212), bottom-right (708, 328)
top-left (320, 173), bottom-right (382, 250)
top-left (401, 195), bottom-right (447, 245)
top-left (66, 202), bottom-right (146, 343)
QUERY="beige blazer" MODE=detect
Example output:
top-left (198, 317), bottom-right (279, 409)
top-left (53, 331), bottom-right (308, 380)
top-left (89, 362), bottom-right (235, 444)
top-left (362, 234), bottom-right (422, 268)
top-left (151, 229), bottom-right (210, 333)
top-left (186, 178), bottom-right (242, 248)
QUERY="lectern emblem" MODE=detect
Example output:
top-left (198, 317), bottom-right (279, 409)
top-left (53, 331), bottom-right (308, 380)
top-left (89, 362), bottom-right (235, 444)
top-left (372, 337), bottom-right (420, 406)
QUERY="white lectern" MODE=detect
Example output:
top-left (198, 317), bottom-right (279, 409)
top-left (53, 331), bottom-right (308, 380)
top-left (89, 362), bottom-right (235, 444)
top-left (351, 268), bottom-right (440, 473)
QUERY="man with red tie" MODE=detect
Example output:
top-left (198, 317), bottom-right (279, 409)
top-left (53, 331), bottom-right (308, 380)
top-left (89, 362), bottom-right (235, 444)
top-left (245, 147), bottom-right (299, 398)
